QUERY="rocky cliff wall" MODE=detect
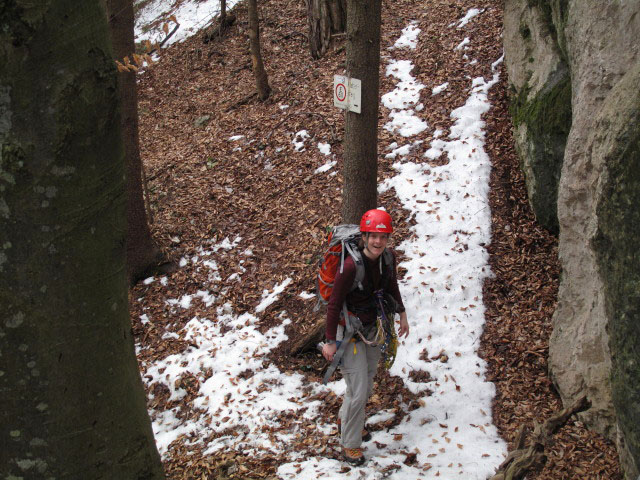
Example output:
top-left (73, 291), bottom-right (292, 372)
top-left (592, 60), bottom-right (640, 480)
top-left (504, 0), bottom-right (570, 233)
top-left (504, 1), bottom-right (640, 477)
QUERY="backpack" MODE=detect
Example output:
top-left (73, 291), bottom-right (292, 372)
top-left (316, 224), bottom-right (393, 306)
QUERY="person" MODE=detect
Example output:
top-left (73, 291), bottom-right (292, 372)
top-left (322, 209), bottom-right (409, 466)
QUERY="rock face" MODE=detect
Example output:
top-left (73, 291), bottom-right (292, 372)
top-left (503, 0), bottom-right (571, 233)
top-left (592, 61), bottom-right (640, 480)
top-left (504, 1), bottom-right (640, 477)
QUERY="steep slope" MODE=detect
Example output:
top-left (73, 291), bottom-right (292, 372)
top-left (131, 0), bottom-right (622, 478)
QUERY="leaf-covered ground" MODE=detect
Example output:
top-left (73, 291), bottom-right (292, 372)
top-left (131, 0), bottom-right (622, 478)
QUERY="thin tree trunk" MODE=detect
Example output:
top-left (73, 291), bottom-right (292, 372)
top-left (220, 0), bottom-right (227, 32)
top-left (293, 0), bottom-right (381, 352)
top-left (103, 0), bottom-right (167, 285)
top-left (0, 1), bottom-right (164, 477)
top-left (247, 0), bottom-right (271, 100)
top-left (341, 0), bottom-right (382, 223)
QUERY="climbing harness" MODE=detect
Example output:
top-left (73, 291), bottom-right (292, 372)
top-left (322, 304), bottom-right (362, 384)
top-left (322, 291), bottom-right (397, 384)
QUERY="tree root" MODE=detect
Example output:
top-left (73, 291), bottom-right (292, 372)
top-left (202, 14), bottom-right (237, 43)
top-left (490, 395), bottom-right (590, 480)
top-left (288, 313), bottom-right (325, 356)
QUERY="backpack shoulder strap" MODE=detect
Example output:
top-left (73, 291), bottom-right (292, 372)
top-left (380, 248), bottom-right (394, 287)
top-left (382, 248), bottom-right (394, 271)
top-left (344, 242), bottom-right (365, 292)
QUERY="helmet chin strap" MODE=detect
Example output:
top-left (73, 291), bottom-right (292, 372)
top-left (362, 233), bottom-right (372, 255)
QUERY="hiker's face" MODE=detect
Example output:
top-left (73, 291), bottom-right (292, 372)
top-left (363, 232), bottom-right (389, 259)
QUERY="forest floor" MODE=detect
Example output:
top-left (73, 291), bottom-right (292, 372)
top-left (131, 0), bottom-right (622, 478)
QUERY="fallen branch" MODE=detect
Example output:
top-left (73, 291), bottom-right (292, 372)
top-left (280, 30), bottom-right (308, 46)
top-left (225, 92), bottom-right (258, 112)
top-left (141, 158), bottom-right (154, 224)
top-left (490, 395), bottom-right (590, 480)
top-left (265, 111), bottom-right (338, 143)
top-left (149, 23), bottom-right (180, 55)
top-left (231, 62), bottom-right (253, 75)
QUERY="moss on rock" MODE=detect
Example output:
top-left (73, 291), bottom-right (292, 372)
top-left (510, 73), bottom-right (571, 233)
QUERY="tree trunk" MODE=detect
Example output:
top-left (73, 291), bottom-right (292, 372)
top-left (328, 0), bottom-right (346, 32)
top-left (220, 0), bottom-right (227, 29)
top-left (307, 0), bottom-right (346, 59)
top-left (0, 2), bottom-right (164, 478)
top-left (292, 0), bottom-right (382, 353)
top-left (247, 0), bottom-right (271, 100)
top-left (341, 0), bottom-right (382, 223)
top-left (103, 0), bottom-right (166, 285)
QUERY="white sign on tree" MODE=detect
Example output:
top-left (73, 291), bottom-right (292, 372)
top-left (333, 75), bottom-right (361, 114)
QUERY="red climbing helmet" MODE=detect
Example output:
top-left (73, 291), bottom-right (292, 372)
top-left (360, 209), bottom-right (393, 233)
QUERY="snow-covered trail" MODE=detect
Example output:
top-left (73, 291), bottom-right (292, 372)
top-left (134, 3), bottom-right (507, 479)
top-left (280, 11), bottom-right (507, 480)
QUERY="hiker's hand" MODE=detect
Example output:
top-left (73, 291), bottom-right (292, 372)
top-left (398, 312), bottom-right (409, 338)
top-left (322, 342), bottom-right (337, 362)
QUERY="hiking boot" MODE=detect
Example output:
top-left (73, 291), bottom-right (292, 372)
top-left (337, 418), bottom-right (372, 442)
top-left (343, 447), bottom-right (365, 466)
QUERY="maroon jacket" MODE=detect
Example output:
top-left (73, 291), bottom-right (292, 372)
top-left (325, 248), bottom-right (405, 341)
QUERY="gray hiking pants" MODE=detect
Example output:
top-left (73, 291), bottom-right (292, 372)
top-left (339, 339), bottom-right (381, 448)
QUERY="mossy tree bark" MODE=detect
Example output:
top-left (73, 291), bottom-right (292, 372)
top-left (306, 0), bottom-right (346, 59)
top-left (0, 1), bottom-right (164, 478)
top-left (248, 0), bottom-right (271, 100)
top-left (103, 0), bottom-right (167, 285)
top-left (341, 0), bottom-right (381, 224)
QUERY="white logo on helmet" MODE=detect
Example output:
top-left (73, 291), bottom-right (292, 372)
top-left (376, 223), bottom-right (388, 229)
top-left (366, 220), bottom-right (371, 225)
